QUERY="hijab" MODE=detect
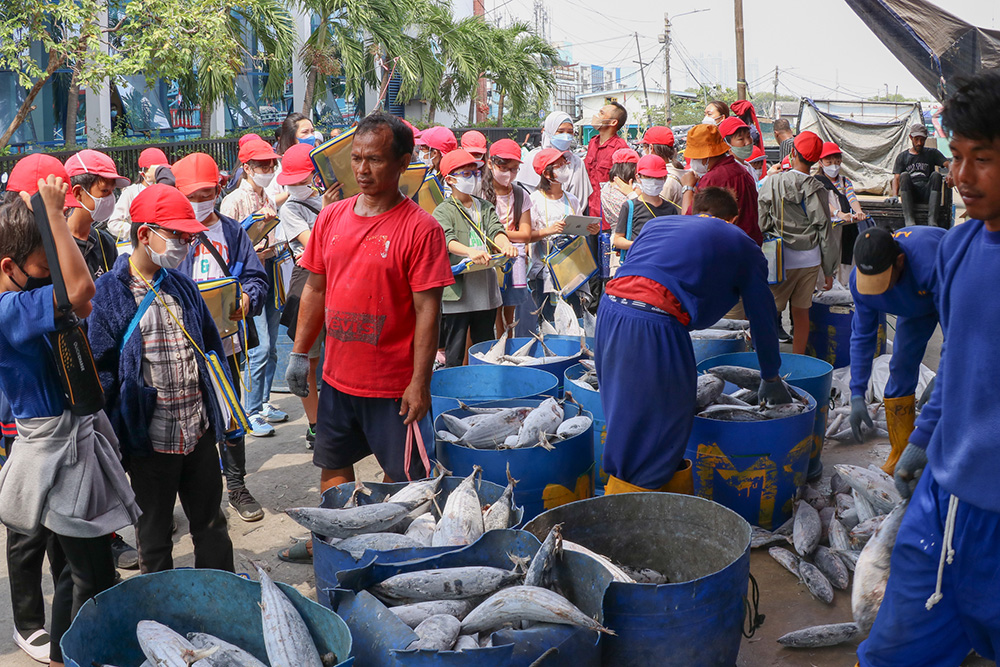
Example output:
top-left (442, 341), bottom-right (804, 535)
top-left (516, 111), bottom-right (593, 207)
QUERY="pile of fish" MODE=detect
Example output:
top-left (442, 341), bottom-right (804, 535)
top-left (368, 524), bottom-right (614, 654)
top-left (751, 464), bottom-right (908, 648)
top-left (436, 396), bottom-right (592, 451)
top-left (537, 293), bottom-right (595, 339)
top-left (690, 318), bottom-right (751, 341)
top-left (812, 282), bottom-right (854, 307)
top-left (471, 328), bottom-right (589, 367)
top-left (825, 401), bottom-right (890, 442)
top-left (567, 359), bottom-right (599, 392)
top-left (286, 467), bottom-right (519, 553)
top-left (126, 566), bottom-right (334, 666)
top-left (694, 366), bottom-right (812, 421)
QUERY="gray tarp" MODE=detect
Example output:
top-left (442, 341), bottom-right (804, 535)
top-left (798, 99), bottom-right (923, 195)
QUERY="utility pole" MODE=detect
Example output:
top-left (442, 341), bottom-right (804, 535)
top-left (663, 13), bottom-right (671, 125)
top-left (734, 0), bottom-right (747, 100)
top-left (772, 66), bottom-right (779, 118)
top-left (635, 32), bottom-right (652, 126)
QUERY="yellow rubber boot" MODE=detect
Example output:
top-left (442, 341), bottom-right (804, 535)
top-left (605, 460), bottom-right (694, 496)
top-left (882, 394), bottom-right (916, 476)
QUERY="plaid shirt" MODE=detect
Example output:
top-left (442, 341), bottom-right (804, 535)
top-left (130, 277), bottom-right (208, 455)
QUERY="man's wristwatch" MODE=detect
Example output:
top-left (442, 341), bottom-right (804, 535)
top-left (682, 185), bottom-right (696, 193)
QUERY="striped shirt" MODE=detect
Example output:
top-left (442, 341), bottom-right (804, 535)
top-left (130, 278), bottom-right (207, 455)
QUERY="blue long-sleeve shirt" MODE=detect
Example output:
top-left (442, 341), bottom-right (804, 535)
top-left (613, 214), bottom-right (781, 378)
top-left (911, 220), bottom-right (1000, 511)
top-left (848, 226), bottom-right (944, 398)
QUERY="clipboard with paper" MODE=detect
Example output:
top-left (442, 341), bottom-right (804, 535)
top-left (416, 174), bottom-right (445, 214)
top-left (197, 277), bottom-right (242, 339)
top-left (309, 127), bottom-right (359, 196)
top-left (273, 246), bottom-right (294, 309)
top-left (451, 254), bottom-right (512, 276)
top-left (545, 236), bottom-right (597, 296)
top-left (240, 211), bottom-right (280, 246)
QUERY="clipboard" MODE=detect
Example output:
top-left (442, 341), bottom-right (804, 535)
top-left (451, 254), bottom-right (512, 276)
top-left (310, 127), bottom-right (359, 196)
top-left (197, 277), bottom-right (243, 339)
top-left (240, 211), bottom-right (280, 246)
top-left (416, 174), bottom-right (445, 214)
top-left (274, 246), bottom-right (294, 309)
top-left (399, 163), bottom-right (429, 198)
top-left (562, 215), bottom-right (601, 236)
top-left (545, 236), bottom-right (597, 296)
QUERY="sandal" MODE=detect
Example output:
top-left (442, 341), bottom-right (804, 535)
top-left (277, 539), bottom-right (313, 564)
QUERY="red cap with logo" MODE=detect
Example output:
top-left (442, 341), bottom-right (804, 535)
top-left (6, 154), bottom-right (81, 209)
top-left (65, 149), bottom-right (130, 188)
top-left (130, 184), bottom-right (208, 234)
top-left (794, 131), bottom-right (824, 162)
top-left (489, 139), bottom-right (522, 162)
top-left (238, 133), bottom-right (262, 148)
top-left (748, 145), bottom-right (766, 163)
top-left (718, 116), bottom-right (749, 139)
top-left (238, 139), bottom-right (279, 165)
top-left (532, 148), bottom-right (565, 176)
top-left (172, 153), bottom-right (220, 196)
top-left (819, 141), bottom-right (843, 160)
top-left (421, 126), bottom-right (458, 154)
top-left (439, 149), bottom-right (482, 177)
top-left (138, 147), bottom-right (169, 169)
top-left (276, 144), bottom-right (316, 185)
top-left (460, 130), bottom-right (488, 157)
top-left (612, 148), bottom-right (640, 164)
top-left (636, 154), bottom-right (668, 177)
top-left (642, 126), bottom-right (675, 146)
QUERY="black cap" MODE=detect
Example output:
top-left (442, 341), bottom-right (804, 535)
top-left (853, 227), bottom-right (899, 295)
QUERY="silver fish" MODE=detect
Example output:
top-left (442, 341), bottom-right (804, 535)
top-left (461, 586), bottom-right (614, 635)
top-left (852, 503), bottom-right (907, 632)
top-left (525, 523), bottom-right (563, 589)
top-left (840, 506), bottom-right (860, 531)
top-left (712, 392), bottom-right (751, 407)
top-left (553, 295), bottom-right (584, 336)
top-left (334, 533), bottom-right (426, 559)
top-left (819, 506), bottom-right (836, 543)
top-left (828, 518), bottom-right (852, 552)
top-left (516, 398), bottom-right (564, 448)
top-left (697, 405), bottom-right (768, 421)
top-left (750, 526), bottom-right (789, 549)
top-left (136, 621), bottom-right (218, 667)
top-left (371, 566), bottom-right (522, 605)
top-left (440, 413), bottom-right (470, 437)
top-left (437, 430), bottom-right (461, 443)
top-left (801, 485), bottom-right (828, 511)
top-left (837, 548), bottom-right (861, 571)
top-left (760, 403), bottom-right (809, 419)
top-left (707, 365), bottom-right (761, 390)
top-left (482, 465), bottom-right (517, 532)
top-left (285, 502), bottom-right (417, 540)
top-left (405, 514), bottom-right (437, 546)
top-left (501, 434), bottom-right (519, 449)
top-left (777, 622), bottom-right (860, 648)
top-left (813, 545), bottom-right (850, 590)
top-left (390, 600), bottom-right (474, 628)
top-left (850, 515), bottom-right (887, 548)
top-left (343, 480), bottom-right (372, 509)
top-left (792, 500), bottom-right (821, 557)
top-left (835, 492), bottom-right (855, 516)
top-left (562, 540), bottom-right (635, 583)
top-left (768, 547), bottom-right (801, 578)
top-left (696, 374), bottom-right (725, 410)
top-left (386, 467), bottom-right (446, 516)
top-left (407, 614), bottom-right (461, 651)
top-left (853, 489), bottom-right (878, 523)
top-left (798, 561), bottom-right (834, 604)
top-left (835, 464), bottom-right (902, 515)
top-left (454, 634), bottom-right (480, 651)
top-left (186, 632), bottom-right (267, 667)
top-left (619, 566), bottom-right (669, 585)
top-left (462, 409), bottom-right (533, 448)
top-left (708, 318), bottom-right (750, 330)
top-left (556, 415), bottom-right (592, 439)
top-left (257, 566), bottom-right (323, 667)
top-left (432, 467), bottom-right (485, 547)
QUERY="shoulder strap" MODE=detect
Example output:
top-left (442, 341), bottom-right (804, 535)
top-left (196, 233), bottom-right (233, 278)
top-left (289, 198), bottom-right (322, 216)
top-left (625, 199), bottom-right (635, 240)
top-left (120, 271), bottom-right (166, 355)
top-left (30, 193), bottom-right (72, 318)
top-left (512, 184), bottom-right (525, 223)
top-left (453, 199), bottom-right (500, 252)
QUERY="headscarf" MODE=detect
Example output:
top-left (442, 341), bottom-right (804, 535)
top-left (541, 110), bottom-right (572, 148)
top-left (730, 100), bottom-right (767, 172)
top-left (516, 111), bottom-right (594, 207)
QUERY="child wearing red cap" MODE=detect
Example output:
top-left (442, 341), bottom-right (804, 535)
top-left (640, 126), bottom-right (686, 206)
top-left (611, 155), bottom-right (679, 257)
top-left (88, 184), bottom-right (236, 576)
top-left (64, 150), bottom-right (129, 278)
top-left (108, 148), bottom-right (170, 240)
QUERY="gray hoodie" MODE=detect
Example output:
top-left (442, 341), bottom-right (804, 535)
top-left (758, 170), bottom-right (836, 276)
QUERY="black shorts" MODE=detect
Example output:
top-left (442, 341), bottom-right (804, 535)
top-left (313, 381), bottom-right (434, 482)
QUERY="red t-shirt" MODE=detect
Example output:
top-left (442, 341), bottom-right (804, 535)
top-left (584, 134), bottom-right (629, 227)
top-left (299, 195), bottom-right (454, 398)
top-left (688, 154), bottom-right (763, 246)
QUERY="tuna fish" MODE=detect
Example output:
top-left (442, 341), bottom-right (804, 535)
top-left (750, 526), bottom-right (790, 549)
top-left (798, 561), bottom-right (834, 604)
top-left (712, 392), bottom-right (752, 407)
top-left (556, 415), bottom-right (592, 439)
top-left (186, 632), bottom-right (268, 667)
top-left (619, 566), bottom-right (669, 585)
top-left (695, 374), bottom-right (725, 410)
top-left (697, 405), bottom-right (769, 421)
top-left (257, 566), bottom-right (324, 667)
top-left (835, 464), bottom-right (902, 515)
top-left (440, 413), bottom-right (470, 438)
top-left (432, 467), bottom-right (485, 547)
top-left (813, 545), bottom-right (850, 590)
top-left (389, 600), bottom-right (474, 628)
top-left (792, 500), bottom-right (821, 557)
top-left (482, 465), bottom-right (517, 532)
top-left (285, 502), bottom-right (418, 540)
top-left (454, 634), bottom-right (480, 651)
top-left (525, 524), bottom-right (563, 590)
top-left (853, 502), bottom-right (908, 632)
top-left (768, 547), bottom-right (801, 578)
top-left (707, 365), bottom-right (761, 390)
top-left (828, 518), bottom-right (852, 552)
top-left (461, 586), bottom-right (614, 635)
top-left (516, 398), bottom-right (564, 448)
top-left (461, 408), bottom-right (533, 448)
top-left (333, 533), bottom-right (426, 559)
top-left (405, 514), bottom-right (437, 546)
top-left (370, 566), bottom-right (522, 605)
top-left (136, 621), bottom-right (218, 667)
top-left (776, 622), bottom-right (860, 648)
top-left (562, 540), bottom-right (635, 583)
top-left (407, 614), bottom-right (462, 651)
top-left (437, 430), bottom-right (461, 443)
top-left (850, 515), bottom-right (887, 548)
top-left (852, 489), bottom-right (878, 523)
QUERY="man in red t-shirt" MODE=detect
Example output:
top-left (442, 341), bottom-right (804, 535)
top-left (584, 102), bottom-right (629, 225)
top-left (286, 112), bottom-right (454, 495)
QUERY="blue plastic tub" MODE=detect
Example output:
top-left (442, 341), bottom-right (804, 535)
top-left (564, 364), bottom-right (607, 495)
top-left (467, 337), bottom-right (584, 395)
top-left (691, 334), bottom-right (750, 365)
top-left (313, 476), bottom-right (524, 606)
top-left (525, 492), bottom-right (752, 666)
top-left (435, 399), bottom-right (595, 521)
top-left (807, 301), bottom-right (886, 369)
top-left (430, 365), bottom-right (559, 419)
top-left (61, 569), bottom-right (353, 667)
top-left (698, 351), bottom-right (834, 482)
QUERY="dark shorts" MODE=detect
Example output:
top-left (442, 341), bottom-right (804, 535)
top-left (313, 382), bottom-right (434, 482)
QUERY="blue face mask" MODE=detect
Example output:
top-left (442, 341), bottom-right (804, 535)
top-left (299, 135), bottom-right (317, 147)
top-left (550, 132), bottom-right (573, 152)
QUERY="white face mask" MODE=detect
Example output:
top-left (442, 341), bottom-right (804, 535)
top-left (418, 150), bottom-right (434, 168)
top-left (251, 171), bottom-right (275, 189)
top-left (552, 165), bottom-right (572, 185)
top-left (146, 229), bottom-right (189, 269)
top-left (822, 164), bottom-right (841, 178)
top-left (82, 191), bottom-right (116, 222)
top-left (287, 184), bottom-right (316, 200)
top-left (451, 174), bottom-right (479, 196)
top-left (189, 200), bottom-right (216, 222)
top-left (639, 177), bottom-right (666, 196)
top-left (702, 115), bottom-right (717, 125)
top-left (491, 168), bottom-right (514, 188)
top-left (690, 158), bottom-right (709, 177)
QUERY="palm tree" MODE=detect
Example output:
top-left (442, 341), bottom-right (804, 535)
top-left (486, 23), bottom-right (557, 126)
top-left (418, 8), bottom-right (493, 125)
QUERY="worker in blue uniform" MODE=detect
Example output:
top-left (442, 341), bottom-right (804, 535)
top-left (847, 225), bottom-right (944, 475)
top-left (595, 199), bottom-right (791, 496)
top-left (858, 68), bottom-right (1000, 667)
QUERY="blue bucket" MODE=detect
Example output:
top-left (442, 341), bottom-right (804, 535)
top-left (313, 476), bottom-right (524, 607)
top-left (61, 569), bottom-right (353, 667)
top-left (430, 365), bottom-right (559, 419)
top-left (525, 493), bottom-right (752, 666)
top-left (691, 334), bottom-right (750, 365)
top-left (564, 364), bottom-right (607, 495)
top-left (435, 399), bottom-right (595, 521)
top-left (807, 301), bottom-right (886, 369)
top-left (467, 337), bottom-right (584, 394)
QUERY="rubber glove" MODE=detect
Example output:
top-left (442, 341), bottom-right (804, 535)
top-left (884, 196), bottom-right (900, 205)
top-left (849, 396), bottom-right (874, 443)
top-left (286, 352), bottom-right (311, 398)
top-left (758, 377), bottom-right (793, 406)
top-left (894, 443), bottom-right (928, 500)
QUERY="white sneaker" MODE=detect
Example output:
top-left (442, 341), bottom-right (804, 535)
top-left (14, 628), bottom-right (50, 663)
top-left (247, 413), bottom-right (275, 437)
top-left (261, 403), bottom-right (289, 423)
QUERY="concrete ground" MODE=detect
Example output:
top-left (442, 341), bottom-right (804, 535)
top-left (0, 317), bottom-right (992, 666)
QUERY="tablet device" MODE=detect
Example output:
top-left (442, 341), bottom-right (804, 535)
top-left (562, 215), bottom-right (601, 236)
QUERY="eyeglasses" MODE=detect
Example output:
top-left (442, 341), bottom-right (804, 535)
top-left (452, 169), bottom-right (480, 179)
top-left (147, 225), bottom-right (196, 245)
top-left (491, 160), bottom-right (518, 173)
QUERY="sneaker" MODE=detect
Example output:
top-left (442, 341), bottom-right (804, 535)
top-left (13, 628), bottom-right (50, 663)
top-left (247, 413), bottom-right (275, 438)
top-left (229, 488), bottom-right (264, 522)
top-left (111, 534), bottom-right (139, 570)
top-left (261, 403), bottom-right (289, 423)
top-left (305, 423), bottom-right (316, 450)
top-left (776, 324), bottom-right (792, 344)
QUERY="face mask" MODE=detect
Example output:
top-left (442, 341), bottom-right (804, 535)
top-left (731, 144), bottom-right (754, 160)
top-left (82, 190), bottom-right (116, 222)
top-left (753, 166), bottom-right (764, 180)
top-left (552, 165), bottom-right (572, 185)
top-left (492, 168), bottom-right (514, 188)
top-left (251, 171), bottom-right (275, 188)
top-left (299, 135), bottom-right (317, 147)
top-left (550, 132), bottom-right (573, 151)
top-left (145, 230), bottom-right (189, 269)
top-left (287, 184), bottom-right (317, 200)
top-left (418, 151), bottom-right (434, 168)
top-left (822, 164), bottom-right (841, 178)
top-left (639, 177), bottom-right (666, 196)
top-left (190, 200), bottom-right (216, 222)
top-left (451, 175), bottom-right (479, 196)
top-left (690, 158), bottom-right (709, 177)
top-left (10, 264), bottom-right (51, 291)
top-left (702, 115), bottom-right (717, 125)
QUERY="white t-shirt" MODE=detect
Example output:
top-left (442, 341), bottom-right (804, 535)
top-left (783, 246), bottom-right (822, 271)
top-left (528, 189), bottom-right (580, 292)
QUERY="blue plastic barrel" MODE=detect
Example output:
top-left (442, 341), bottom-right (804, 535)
top-left (61, 569), bottom-right (353, 667)
top-left (313, 476), bottom-right (524, 606)
top-left (467, 337), bottom-right (584, 394)
top-left (807, 301), bottom-right (886, 369)
top-left (691, 334), bottom-right (750, 365)
top-left (699, 351), bottom-right (835, 482)
top-left (435, 399), bottom-right (595, 521)
top-left (564, 364), bottom-right (607, 495)
top-left (430, 365), bottom-right (559, 419)
top-left (525, 493), bottom-right (752, 667)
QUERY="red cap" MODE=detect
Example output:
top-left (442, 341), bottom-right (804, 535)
top-left (439, 149), bottom-right (482, 177)
top-left (819, 141), bottom-right (842, 160)
top-left (489, 138), bottom-right (522, 162)
top-left (130, 184), bottom-right (208, 234)
top-left (460, 130), bottom-right (488, 157)
top-left (6, 154), bottom-right (81, 209)
top-left (642, 126), bottom-right (675, 146)
top-left (533, 148), bottom-right (565, 176)
top-left (636, 154), bottom-right (668, 177)
top-left (399, 119), bottom-right (422, 144)
top-left (421, 126), bottom-right (457, 154)
top-left (718, 116), bottom-right (749, 139)
top-left (65, 149), bottom-right (130, 188)
top-left (748, 145), bottom-right (766, 163)
top-left (612, 148), bottom-right (640, 164)
top-left (172, 153), bottom-right (220, 196)
top-left (794, 131), bottom-right (823, 162)
top-left (238, 139), bottom-right (279, 165)
top-left (138, 147), bottom-right (169, 169)
top-left (276, 144), bottom-right (316, 185)
top-left (780, 156), bottom-right (792, 171)
top-left (238, 133), bottom-right (262, 148)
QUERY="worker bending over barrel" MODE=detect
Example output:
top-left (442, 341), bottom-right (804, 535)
top-left (595, 190), bottom-right (791, 495)
top-left (847, 226), bottom-right (944, 474)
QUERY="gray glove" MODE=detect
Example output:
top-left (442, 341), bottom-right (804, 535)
top-left (758, 378), bottom-right (793, 406)
top-left (894, 443), bottom-right (928, 500)
top-left (884, 196), bottom-right (900, 205)
top-left (849, 395), bottom-right (874, 443)
top-left (286, 352), bottom-right (311, 398)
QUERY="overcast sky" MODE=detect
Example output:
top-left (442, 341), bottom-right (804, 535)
top-left (487, 0), bottom-right (998, 102)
